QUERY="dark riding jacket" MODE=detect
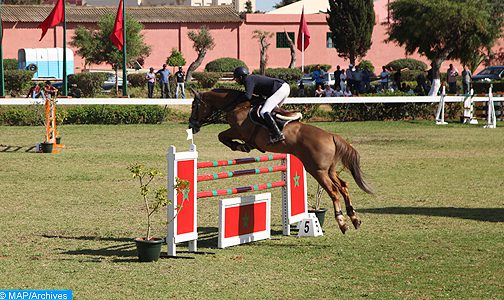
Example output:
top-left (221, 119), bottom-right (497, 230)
top-left (242, 75), bottom-right (286, 101)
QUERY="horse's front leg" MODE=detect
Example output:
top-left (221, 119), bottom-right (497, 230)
top-left (218, 128), bottom-right (251, 152)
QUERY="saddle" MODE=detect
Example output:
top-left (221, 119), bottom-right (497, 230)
top-left (248, 105), bottom-right (302, 131)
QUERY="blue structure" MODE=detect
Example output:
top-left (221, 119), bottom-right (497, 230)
top-left (18, 48), bottom-right (74, 79)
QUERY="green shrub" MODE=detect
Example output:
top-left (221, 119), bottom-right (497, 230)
top-left (191, 72), bottom-right (222, 88)
top-left (4, 70), bottom-right (34, 96)
top-left (70, 73), bottom-right (108, 97)
top-left (299, 64), bottom-right (332, 74)
top-left (357, 60), bottom-right (375, 73)
top-left (264, 68), bottom-right (303, 83)
top-left (386, 58), bottom-right (427, 71)
top-left (400, 70), bottom-right (426, 82)
top-left (127, 73), bottom-right (147, 88)
top-left (214, 82), bottom-right (242, 90)
top-left (3, 59), bottom-right (18, 70)
top-left (166, 48), bottom-right (186, 68)
top-left (205, 57), bottom-right (247, 72)
top-left (63, 105), bottom-right (168, 124)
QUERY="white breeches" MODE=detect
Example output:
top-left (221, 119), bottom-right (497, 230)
top-left (260, 83), bottom-right (290, 116)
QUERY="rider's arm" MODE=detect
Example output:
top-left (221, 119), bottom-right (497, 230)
top-left (244, 77), bottom-right (255, 100)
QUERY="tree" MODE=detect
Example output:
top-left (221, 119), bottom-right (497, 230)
top-left (71, 14), bottom-right (151, 94)
top-left (252, 30), bottom-right (273, 75)
top-left (166, 48), bottom-right (186, 72)
top-left (245, 1), bottom-right (253, 13)
top-left (326, 0), bottom-right (375, 66)
top-left (186, 26), bottom-right (215, 81)
top-left (274, 0), bottom-right (300, 9)
top-left (283, 30), bottom-right (296, 68)
top-left (387, 0), bottom-right (504, 95)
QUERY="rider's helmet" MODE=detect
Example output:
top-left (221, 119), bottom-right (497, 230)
top-left (233, 67), bottom-right (249, 82)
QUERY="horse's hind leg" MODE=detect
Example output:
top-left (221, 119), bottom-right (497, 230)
top-left (329, 170), bottom-right (361, 229)
top-left (313, 170), bottom-right (349, 234)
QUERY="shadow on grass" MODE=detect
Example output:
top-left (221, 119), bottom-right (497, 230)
top-left (0, 144), bottom-right (37, 153)
top-left (360, 207), bottom-right (504, 222)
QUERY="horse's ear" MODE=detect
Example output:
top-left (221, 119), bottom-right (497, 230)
top-left (190, 88), bottom-right (200, 99)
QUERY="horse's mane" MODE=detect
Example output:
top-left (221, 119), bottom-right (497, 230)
top-left (210, 88), bottom-right (245, 97)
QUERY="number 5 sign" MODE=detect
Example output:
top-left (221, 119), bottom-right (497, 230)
top-left (297, 213), bottom-right (323, 237)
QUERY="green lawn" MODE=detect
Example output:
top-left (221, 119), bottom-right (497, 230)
top-left (0, 121), bottom-right (503, 299)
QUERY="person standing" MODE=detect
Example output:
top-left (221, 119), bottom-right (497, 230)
top-left (380, 66), bottom-right (390, 91)
top-left (339, 68), bottom-right (347, 92)
top-left (393, 69), bottom-right (402, 91)
top-left (156, 64), bottom-right (171, 98)
top-left (447, 64), bottom-right (459, 94)
top-left (146, 67), bottom-right (156, 98)
top-left (311, 64), bottom-right (325, 87)
top-left (461, 65), bottom-right (472, 95)
top-left (334, 65), bottom-right (342, 89)
top-left (175, 66), bottom-right (186, 99)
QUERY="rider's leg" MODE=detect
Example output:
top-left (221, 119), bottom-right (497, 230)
top-left (260, 83), bottom-right (290, 143)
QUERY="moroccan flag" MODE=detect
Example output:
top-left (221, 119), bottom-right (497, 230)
top-left (296, 7), bottom-right (310, 51)
top-left (110, 0), bottom-right (124, 50)
top-left (37, 0), bottom-right (64, 41)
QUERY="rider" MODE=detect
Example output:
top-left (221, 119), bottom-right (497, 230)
top-left (233, 67), bottom-right (290, 144)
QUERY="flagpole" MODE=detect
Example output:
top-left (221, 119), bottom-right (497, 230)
top-left (122, 0), bottom-right (127, 97)
top-left (0, 6), bottom-right (5, 97)
top-left (62, 0), bottom-right (67, 96)
top-left (301, 33), bottom-right (304, 74)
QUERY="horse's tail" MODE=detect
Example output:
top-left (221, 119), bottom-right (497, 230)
top-left (333, 135), bottom-right (374, 194)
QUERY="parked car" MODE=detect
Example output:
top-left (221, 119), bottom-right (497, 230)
top-left (298, 72), bottom-right (336, 87)
top-left (472, 66), bottom-right (504, 81)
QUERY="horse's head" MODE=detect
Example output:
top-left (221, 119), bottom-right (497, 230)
top-left (188, 88), bottom-right (211, 134)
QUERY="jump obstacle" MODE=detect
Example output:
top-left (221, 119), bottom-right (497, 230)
top-left (36, 97), bottom-right (65, 153)
top-left (166, 144), bottom-right (308, 256)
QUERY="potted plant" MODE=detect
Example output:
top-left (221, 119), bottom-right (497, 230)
top-left (128, 163), bottom-right (189, 262)
top-left (308, 184), bottom-right (328, 227)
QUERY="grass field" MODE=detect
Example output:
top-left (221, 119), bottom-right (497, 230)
top-left (0, 121), bottom-right (503, 299)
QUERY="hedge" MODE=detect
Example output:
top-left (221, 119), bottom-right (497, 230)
top-left (191, 72), bottom-right (222, 88)
top-left (386, 58), bottom-right (427, 71)
top-left (0, 105), bottom-right (172, 125)
top-left (204, 57), bottom-right (247, 72)
top-left (127, 73), bottom-right (148, 88)
top-left (69, 72), bottom-right (108, 97)
top-left (4, 70), bottom-right (34, 96)
top-left (264, 68), bottom-right (303, 83)
top-left (3, 59), bottom-right (18, 70)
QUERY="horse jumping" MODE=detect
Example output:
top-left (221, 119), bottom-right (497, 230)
top-left (189, 88), bottom-right (373, 234)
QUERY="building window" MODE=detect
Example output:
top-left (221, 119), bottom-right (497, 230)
top-left (276, 32), bottom-right (294, 48)
top-left (327, 32), bottom-right (335, 48)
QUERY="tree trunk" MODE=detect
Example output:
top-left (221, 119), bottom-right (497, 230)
top-left (186, 50), bottom-right (207, 82)
top-left (114, 65), bottom-right (119, 96)
top-left (284, 31), bottom-right (296, 68)
top-left (259, 38), bottom-right (268, 75)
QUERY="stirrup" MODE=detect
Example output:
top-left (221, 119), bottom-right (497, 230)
top-left (268, 133), bottom-right (285, 144)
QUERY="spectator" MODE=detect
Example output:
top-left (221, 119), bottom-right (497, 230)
top-left (380, 66), bottom-right (390, 91)
top-left (334, 85), bottom-right (344, 97)
top-left (346, 65), bottom-right (355, 94)
top-left (44, 81), bottom-right (58, 99)
top-left (311, 64), bottom-right (325, 87)
top-left (323, 84), bottom-right (335, 97)
top-left (156, 64), bottom-right (171, 98)
top-left (353, 66), bottom-right (363, 95)
top-left (339, 68), bottom-right (347, 92)
top-left (314, 84), bottom-right (324, 97)
top-left (393, 69), bottom-right (402, 91)
top-left (416, 72), bottom-right (429, 96)
top-left (26, 83), bottom-right (44, 99)
top-left (175, 66), bottom-right (186, 99)
top-left (447, 63), bottom-right (459, 94)
top-left (297, 81), bottom-right (305, 97)
top-left (362, 67), bottom-right (371, 93)
top-left (343, 86), bottom-right (352, 97)
top-left (462, 65), bottom-right (472, 95)
top-left (146, 67), bottom-right (156, 98)
top-left (334, 65), bottom-right (342, 89)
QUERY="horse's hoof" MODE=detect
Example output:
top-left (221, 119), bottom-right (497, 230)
top-left (339, 224), bottom-right (349, 234)
top-left (352, 218), bottom-right (362, 230)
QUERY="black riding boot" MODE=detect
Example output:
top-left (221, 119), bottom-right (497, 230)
top-left (263, 112), bottom-right (285, 144)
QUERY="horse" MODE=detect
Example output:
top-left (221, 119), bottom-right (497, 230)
top-left (188, 88), bottom-right (373, 234)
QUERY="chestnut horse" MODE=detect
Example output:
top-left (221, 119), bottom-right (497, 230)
top-left (189, 88), bottom-right (373, 234)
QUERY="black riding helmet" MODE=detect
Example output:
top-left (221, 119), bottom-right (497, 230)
top-left (233, 67), bottom-right (249, 79)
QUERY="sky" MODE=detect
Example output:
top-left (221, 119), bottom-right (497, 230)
top-left (256, 0), bottom-right (278, 12)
